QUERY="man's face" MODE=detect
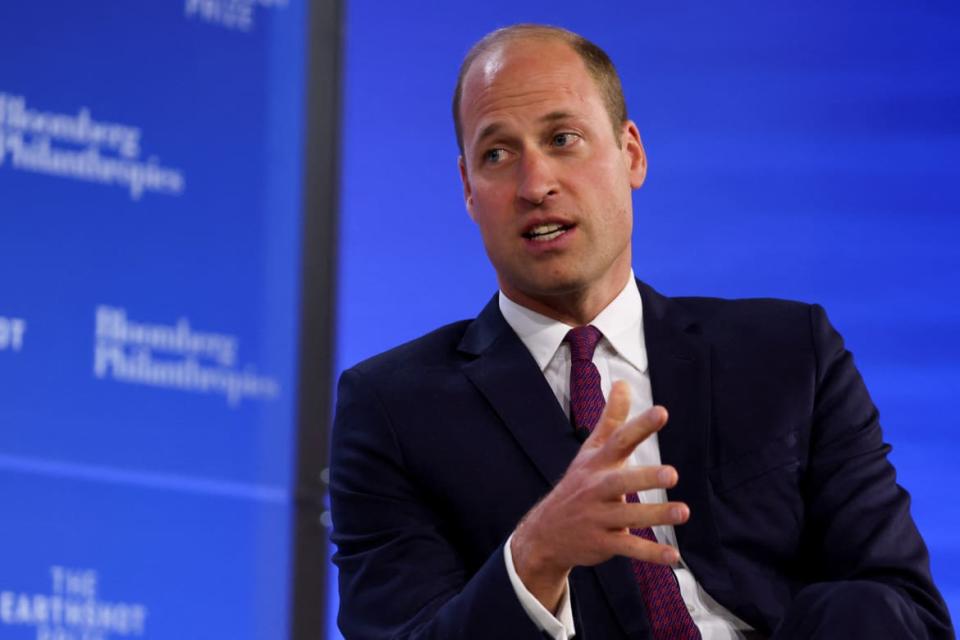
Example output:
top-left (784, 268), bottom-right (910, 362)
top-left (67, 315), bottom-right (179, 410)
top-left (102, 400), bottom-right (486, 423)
top-left (458, 38), bottom-right (646, 314)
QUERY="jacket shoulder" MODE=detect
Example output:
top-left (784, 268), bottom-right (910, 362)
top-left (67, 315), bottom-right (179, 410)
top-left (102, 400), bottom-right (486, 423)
top-left (670, 295), bottom-right (821, 350)
top-left (347, 319), bottom-right (474, 379)
top-left (673, 295), bottom-right (813, 321)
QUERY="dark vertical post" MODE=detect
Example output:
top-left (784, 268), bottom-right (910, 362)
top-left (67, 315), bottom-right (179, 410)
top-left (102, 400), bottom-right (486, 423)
top-left (290, 0), bottom-right (343, 637)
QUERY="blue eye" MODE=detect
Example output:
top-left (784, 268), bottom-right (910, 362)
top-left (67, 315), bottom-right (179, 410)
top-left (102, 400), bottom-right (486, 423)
top-left (483, 148), bottom-right (505, 163)
top-left (552, 133), bottom-right (577, 147)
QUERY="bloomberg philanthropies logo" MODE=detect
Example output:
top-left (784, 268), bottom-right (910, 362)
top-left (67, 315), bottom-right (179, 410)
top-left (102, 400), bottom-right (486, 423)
top-left (93, 306), bottom-right (280, 407)
top-left (0, 92), bottom-right (185, 201)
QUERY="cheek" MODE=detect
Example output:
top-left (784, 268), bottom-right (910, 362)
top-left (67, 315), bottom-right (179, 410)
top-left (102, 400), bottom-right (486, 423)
top-left (472, 180), bottom-right (511, 209)
top-left (594, 170), bottom-right (634, 216)
top-left (472, 210), bottom-right (510, 253)
top-left (471, 189), bottom-right (513, 229)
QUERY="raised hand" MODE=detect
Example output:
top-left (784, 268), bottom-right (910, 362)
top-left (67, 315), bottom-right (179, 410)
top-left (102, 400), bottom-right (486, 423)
top-left (510, 381), bottom-right (689, 612)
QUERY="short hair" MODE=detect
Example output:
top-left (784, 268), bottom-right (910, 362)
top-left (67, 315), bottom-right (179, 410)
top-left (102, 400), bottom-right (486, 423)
top-left (452, 24), bottom-right (629, 155)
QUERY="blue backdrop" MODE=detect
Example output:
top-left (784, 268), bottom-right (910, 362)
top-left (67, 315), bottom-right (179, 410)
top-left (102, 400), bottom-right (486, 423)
top-left (1, 1), bottom-right (309, 638)
top-left (334, 2), bottom-right (960, 637)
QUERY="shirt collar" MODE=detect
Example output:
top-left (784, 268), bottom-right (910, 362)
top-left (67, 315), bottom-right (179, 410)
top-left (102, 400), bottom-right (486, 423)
top-left (498, 274), bottom-right (648, 374)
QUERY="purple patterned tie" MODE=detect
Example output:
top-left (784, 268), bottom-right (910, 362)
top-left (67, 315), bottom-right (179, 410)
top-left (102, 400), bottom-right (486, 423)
top-left (565, 326), bottom-right (700, 640)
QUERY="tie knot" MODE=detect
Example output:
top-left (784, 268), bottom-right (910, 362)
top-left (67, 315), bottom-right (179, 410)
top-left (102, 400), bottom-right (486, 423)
top-left (564, 325), bottom-right (603, 362)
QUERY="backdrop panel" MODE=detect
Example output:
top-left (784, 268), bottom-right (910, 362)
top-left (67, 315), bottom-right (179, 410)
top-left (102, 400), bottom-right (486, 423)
top-left (0, 1), bottom-right (326, 638)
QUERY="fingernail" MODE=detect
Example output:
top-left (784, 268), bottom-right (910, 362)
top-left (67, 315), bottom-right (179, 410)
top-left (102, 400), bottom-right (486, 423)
top-left (657, 468), bottom-right (672, 484)
top-left (670, 507), bottom-right (682, 521)
top-left (661, 550), bottom-right (677, 564)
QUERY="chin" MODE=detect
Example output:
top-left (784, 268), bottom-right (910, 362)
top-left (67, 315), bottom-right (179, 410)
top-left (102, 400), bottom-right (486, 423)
top-left (518, 273), bottom-right (590, 297)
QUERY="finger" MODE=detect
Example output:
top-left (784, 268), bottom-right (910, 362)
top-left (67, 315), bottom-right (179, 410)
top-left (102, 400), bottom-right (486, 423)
top-left (596, 465), bottom-right (679, 500)
top-left (585, 380), bottom-right (631, 445)
top-left (596, 405), bottom-right (668, 464)
top-left (610, 533), bottom-right (681, 566)
top-left (601, 501), bottom-right (690, 531)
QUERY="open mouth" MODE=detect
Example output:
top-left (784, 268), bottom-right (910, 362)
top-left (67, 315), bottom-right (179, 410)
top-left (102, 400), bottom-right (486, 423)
top-left (522, 222), bottom-right (575, 242)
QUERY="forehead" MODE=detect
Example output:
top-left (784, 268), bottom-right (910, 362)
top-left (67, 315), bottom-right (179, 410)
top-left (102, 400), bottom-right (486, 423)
top-left (459, 39), bottom-right (605, 145)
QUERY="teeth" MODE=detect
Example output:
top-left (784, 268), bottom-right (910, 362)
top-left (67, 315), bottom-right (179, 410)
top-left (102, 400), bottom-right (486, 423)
top-left (531, 228), bottom-right (566, 242)
top-left (529, 223), bottom-right (563, 236)
top-left (524, 222), bottom-right (572, 242)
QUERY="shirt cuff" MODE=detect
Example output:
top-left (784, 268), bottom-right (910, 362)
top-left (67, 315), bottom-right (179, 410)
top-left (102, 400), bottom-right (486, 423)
top-left (503, 533), bottom-right (576, 640)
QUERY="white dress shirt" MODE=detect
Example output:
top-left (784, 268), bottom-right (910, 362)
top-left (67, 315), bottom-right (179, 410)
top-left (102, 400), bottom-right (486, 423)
top-left (499, 275), bottom-right (753, 639)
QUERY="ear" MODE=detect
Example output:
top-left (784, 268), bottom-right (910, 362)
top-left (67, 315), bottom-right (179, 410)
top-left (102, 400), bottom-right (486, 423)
top-left (458, 155), bottom-right (477, 221)
top-left (621, 121), bottom-right (647, 189)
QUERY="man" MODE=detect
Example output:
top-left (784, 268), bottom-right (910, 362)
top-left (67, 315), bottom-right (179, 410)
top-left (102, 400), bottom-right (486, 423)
top-left (330, 25), bottom-right (954, 639)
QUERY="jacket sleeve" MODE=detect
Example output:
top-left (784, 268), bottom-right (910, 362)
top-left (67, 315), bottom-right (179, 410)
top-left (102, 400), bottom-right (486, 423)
top-left (787, 304), bottom-right (954, 638)
top-left (329, 367), bottom-right (549, 640)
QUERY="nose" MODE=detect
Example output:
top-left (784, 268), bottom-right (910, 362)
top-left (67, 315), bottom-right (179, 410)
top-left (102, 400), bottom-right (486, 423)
top-left (516, 148), bottom-right (558, 206)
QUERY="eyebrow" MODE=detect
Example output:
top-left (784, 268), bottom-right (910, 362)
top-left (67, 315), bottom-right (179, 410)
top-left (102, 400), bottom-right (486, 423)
top-left (474, 111), bottom-right (578, 148)
top-left (540, 110), bottom-right (576, 124)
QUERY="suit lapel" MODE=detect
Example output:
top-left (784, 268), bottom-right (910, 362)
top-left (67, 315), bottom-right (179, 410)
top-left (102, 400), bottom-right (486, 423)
top-left (638, 281), bottom-right (738, 605)
top-left (458, 296), bottom-right (581, 488)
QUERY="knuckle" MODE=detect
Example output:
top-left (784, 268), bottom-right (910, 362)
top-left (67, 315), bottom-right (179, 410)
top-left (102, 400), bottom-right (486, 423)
top-left (658, 503), bottom-right (678, 521)
top-left (623, 467), bottom-right (654, 493)
top-left (611, 428), bottom-right (631, 451)
top-left (612, 468), bottom-right (630, 495)
top-left (628, 538), bottom-right (659, 563)
top-left (638, 466), bottom-right (658, 488)
top-left (634, 542), bottom-right (658, 563)
top-left (584, 471), bottom-right (608, 495)
top-left (590, 474), bottom-right (608, 495)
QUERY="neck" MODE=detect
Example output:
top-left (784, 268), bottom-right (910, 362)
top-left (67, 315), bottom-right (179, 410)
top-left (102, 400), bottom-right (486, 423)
top-left (500, 271), bottom-right (632, 326)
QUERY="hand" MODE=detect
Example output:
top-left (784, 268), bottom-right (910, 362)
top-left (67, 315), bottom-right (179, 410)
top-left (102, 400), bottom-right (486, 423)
top-left (510, 381), bottom-right (690, 612)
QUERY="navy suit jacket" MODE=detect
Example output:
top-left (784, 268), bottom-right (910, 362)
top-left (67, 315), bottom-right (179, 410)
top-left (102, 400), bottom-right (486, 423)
top-left (330, 280), bottom-right (953, 639)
